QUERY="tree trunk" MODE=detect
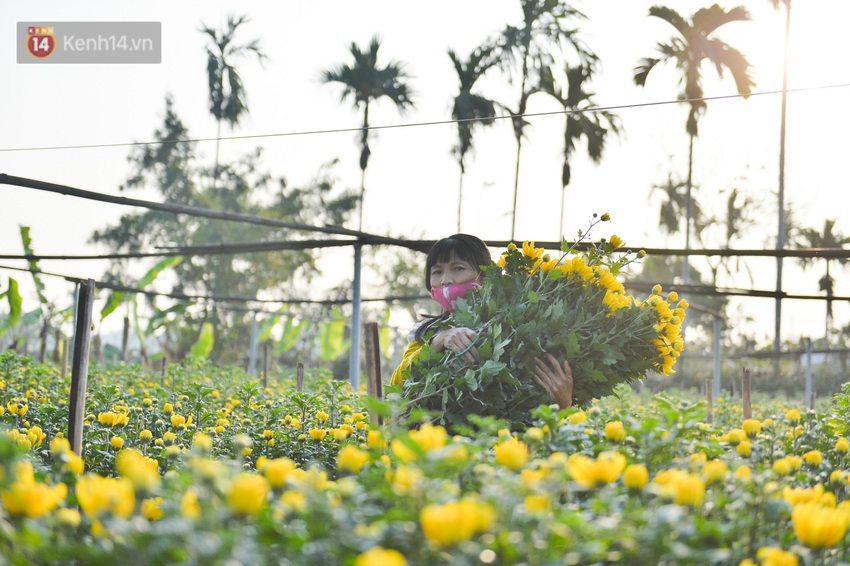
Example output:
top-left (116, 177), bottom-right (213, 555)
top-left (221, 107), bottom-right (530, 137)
top-left (53, 328), bottom-right (62, 363)
top-left (214, 118), bottom-right (222, 181)
top-left (457, 160), bottom-right (465, 233)
top-left (39, 319), bottom-right (49, 364)
top-left (683, 133), bottom-right (694, 285)
top-left (510, 55), bottom-right (530, 241)
top-left (358, 102), bottom-right (370, 232)
top-left (825, 261), bottom-right (832, 347)
top-left (510, 138), bottom-right (523, 241)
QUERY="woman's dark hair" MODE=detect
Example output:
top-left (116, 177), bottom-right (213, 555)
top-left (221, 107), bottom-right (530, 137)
top-left (414, 234), bottom-right (491, 342)
top-left (423, 234), bottom-right (492, 291)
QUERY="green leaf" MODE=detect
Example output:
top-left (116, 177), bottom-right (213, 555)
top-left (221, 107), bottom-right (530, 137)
top-left (0, 278), bottom-right (23, 337)
top-left (19, 226), bottom-right (48, 306)
top-left (7, 278), bottom-right (22, 326)
top-left (528, 290), bottom-right (539, 303)
top-left (189, 322), bottom-right (215, 360)
top-left (258, 313), bottom-right (281, 343)
top-left (146, 301), bottom-right (192, 334)
top-left (138, 256), bottom-right (182, 288)
top-left (276, 317), bottom-right (309, 353)
top-left (100, 291), bottom-right (125, 321)
top-left (566, 330), bottom-right (579, 357)
top-left (318, 307), bottom-right (350, 361)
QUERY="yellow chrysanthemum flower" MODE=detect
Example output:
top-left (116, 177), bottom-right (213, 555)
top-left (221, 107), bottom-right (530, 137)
top-left (354, 547), bottom-right (408, 566)
top-left (567, 451), bottom-right (626, 488)
top-left (76, 475), bottom-right (135, 518)
top-left (227, 473), bottom-right (270, 517)
top-left (494, 437), bottom-right (530, 471)
top-left (420, 498), bottom-right (494, 547)
top-left (337, 446), bottom-right (370, 474)
top-left (623, 464), bottom-right (649, 490)
top-left (792, 502), bottom-right (849, 548)
top-left (522, 241), bottom-right (544, 260)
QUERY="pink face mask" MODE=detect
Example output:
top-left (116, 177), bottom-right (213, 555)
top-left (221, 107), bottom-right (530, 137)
top-left (430, 280), bottom-right (479, 312)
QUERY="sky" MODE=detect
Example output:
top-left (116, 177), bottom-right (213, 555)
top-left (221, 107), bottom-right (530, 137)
top-left (2, 1), bottom-right (850, 349)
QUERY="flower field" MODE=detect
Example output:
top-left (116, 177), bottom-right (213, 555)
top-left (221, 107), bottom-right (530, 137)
top-left (0, 351), bottom-right (849, 564)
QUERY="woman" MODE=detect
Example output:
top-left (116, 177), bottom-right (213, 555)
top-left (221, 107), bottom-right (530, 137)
top-left (391, 234), bottom-right (573, 410)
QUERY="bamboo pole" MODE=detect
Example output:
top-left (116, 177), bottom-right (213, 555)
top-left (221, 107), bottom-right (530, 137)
top-left (742, 366), bottom-right (752, 420)
top-left (297, 362), bottom-right (304, 393)
top-left (68, 279), bottom-right (95, 455)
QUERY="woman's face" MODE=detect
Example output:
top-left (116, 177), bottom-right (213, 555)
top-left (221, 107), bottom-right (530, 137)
top-left (429, 253), bottom-right (479, 289)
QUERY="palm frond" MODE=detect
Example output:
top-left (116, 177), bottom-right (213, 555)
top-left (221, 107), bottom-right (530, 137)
top-left (704, 39), bottom-right (755, 96)
top-left (648, 6), bottom-right (690, 37)
top-left (693, 5), bottom-right (751, 37)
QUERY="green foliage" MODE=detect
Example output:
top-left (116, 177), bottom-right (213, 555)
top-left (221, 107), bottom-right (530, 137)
top-left (139, 256), bottom-right (182, 288)
top-left (91, 98), bottom-right (357, 364)
top-left (188, 322), bottom-right (215, 360)
top-left (0, 351), bottom-right (849, 564)
top-left (19, 225), bottom-right (48, 307)
top-left (275, 316), bottom-right (310, 354)
top-left (0, 278), bottom-right (23, 334)
top-left (318, 307), bottom-right (350, 362)
top-left (828, 381), bottom-right (850, 437)
top-left (99, 290), bottom-right (124, 321)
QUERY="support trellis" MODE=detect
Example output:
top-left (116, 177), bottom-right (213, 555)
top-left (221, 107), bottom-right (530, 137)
top-left (2, 173), bottom-right (849, 412)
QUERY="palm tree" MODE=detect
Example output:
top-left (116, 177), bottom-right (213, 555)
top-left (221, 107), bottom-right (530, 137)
top-left (448, 47), bottom-right (498, 232)
top-left (322, 36), bottom-right (414, 231)
top-left (494, 0), bottom-right (596, 240)
top-left (796, 219), bottom-right (850, 346)
top-left (707, 187), bottom-right (758, 285)
top-left (652, 175), bottom-right (688, 237)
top-left (540, 65), bottom-right (621, 238)
top-left (200, 14), bottom-right (267, 178)
top-left (634, 4), bottom-right (755, 285)
top-left (768, 0), bottom-right (793, 364)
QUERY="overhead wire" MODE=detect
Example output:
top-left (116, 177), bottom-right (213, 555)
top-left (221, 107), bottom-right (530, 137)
top-left (2, 262), bottom-right (847, 305)
top-left (0, 263), bottom-right (430, 308)
top-left (3, 243), bottom-right (850, 262)
top-left (0, 83), bottom-right (848, 153)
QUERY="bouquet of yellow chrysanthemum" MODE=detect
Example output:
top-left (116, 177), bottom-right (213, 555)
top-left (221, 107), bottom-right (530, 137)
top-left (403, 218), bottom-right (687, 427)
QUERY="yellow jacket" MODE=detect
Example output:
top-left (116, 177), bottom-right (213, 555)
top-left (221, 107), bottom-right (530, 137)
top-left (390, 341), bottom-right (425, 386)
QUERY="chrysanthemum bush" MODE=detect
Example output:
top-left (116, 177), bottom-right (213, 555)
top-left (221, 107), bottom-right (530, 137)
top-left (401, 218), bottom-right (688, 426)
top-left (1, 354), bottom-right (850, 564)
top-left (0, 351), bottom-right (368, 477)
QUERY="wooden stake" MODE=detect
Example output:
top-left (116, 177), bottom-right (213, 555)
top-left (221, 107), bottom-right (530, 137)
top-left (706, 377), bottom-right (713, 424)
top-left (53, 328), bottom-right (61, 363)
top-left (60, 338), bottom-right (69, 378)
top-left (364, 322), bottom-right (383, 426)
top-left (296, 362), bottom-right (304, 392)
top-left (364, 323), bottom-right (382, 398)
top-left (121, 314), bottom-right (129, 364)
top-left (161, 357), bottom-right (167, 380)
top-left (68, 279), bottom-right (95, 456)
top-left (263, 342), bottom-right (270, 389)
top-left (742, 366), bottom-right (752, 420)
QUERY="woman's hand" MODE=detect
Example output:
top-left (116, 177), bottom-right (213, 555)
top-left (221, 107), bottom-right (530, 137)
top-left (430, 327), bottom-right (480, 364)
top-left (533, 353), bottom-right (573, 410)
